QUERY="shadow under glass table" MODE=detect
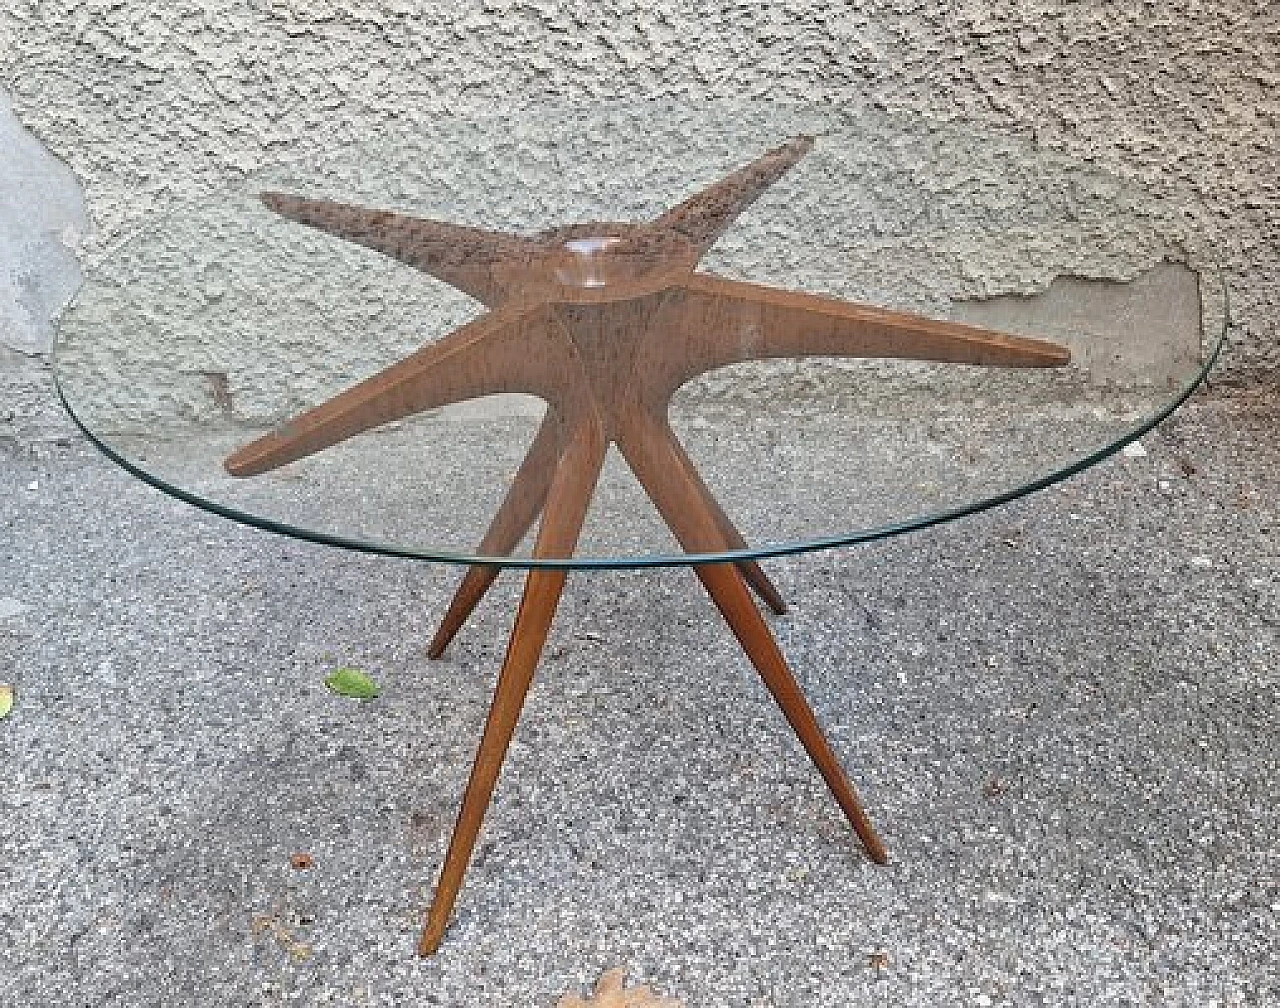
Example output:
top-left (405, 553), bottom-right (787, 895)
top-left (54, 104), bottom-right (1225, 955)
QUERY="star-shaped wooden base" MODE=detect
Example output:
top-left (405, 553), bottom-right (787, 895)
top-left (225, 135), bottom-right (1068, 955)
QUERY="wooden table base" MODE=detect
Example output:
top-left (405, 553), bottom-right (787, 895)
top-left (416, 408), bottom-right (887, 957)
top-left (223, 134), bottom-right (1068, 955)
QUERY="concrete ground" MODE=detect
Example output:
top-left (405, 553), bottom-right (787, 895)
top-left (2, 352), bottom-right (1277, 1007)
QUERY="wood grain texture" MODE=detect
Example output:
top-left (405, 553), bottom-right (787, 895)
top-left (665, 420), bottom-right (787, 615)
top-left (223, 302), bottom-right (580, 477)
top-left (652, 134), bottom-right (816, 254)
top-left (259, 192), bottom-right (545, 307)
top-left (426, 411), bottom-right (564, 659)
top-left (428, 405), bottom-right (785, 657)
top-left (230, 134), bottom-right (1067, 494)
top-left (418, 418), bottom-right (607, 957)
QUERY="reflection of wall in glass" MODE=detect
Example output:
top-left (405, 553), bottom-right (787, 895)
top-left (54, 109), bottom-right (1219, 429)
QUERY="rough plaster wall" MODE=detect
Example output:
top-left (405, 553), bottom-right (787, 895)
top-left (0, 1), bottom-right (1275, 380)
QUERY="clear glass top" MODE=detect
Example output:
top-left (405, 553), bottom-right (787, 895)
top-left (54, 105), bottom-right (1225, 568)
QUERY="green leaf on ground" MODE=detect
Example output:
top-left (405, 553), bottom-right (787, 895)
top-left (323, 668), bottom-right (380, 699)
top-left (0, 684), bottom-right (13, 720)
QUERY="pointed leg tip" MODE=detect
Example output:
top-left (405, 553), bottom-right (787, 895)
top-left (416, 930), bottom-right (443, 957)
top-left (755, 590), bottom-right (787, 616)
top-left (223, 428), bottom-right (312, 476)
top-left (756, 582), bottom-right (787, 615)
top-left (261, 191), bottom-right (308, 217)
top-left (866, 843), bottom-right (890, 865)
top-left (417, 909), bottom-right (450, 956)
top-left (778, 134), bottom-right (816, 157)
top-left (222, 446), bottom-right (273, 478)
top-left (222, 453), bottom-right (257, 478)
top-left (426, 640), bottom-right (448, 660)
top-left (738, 562), bottom-right (787, 615)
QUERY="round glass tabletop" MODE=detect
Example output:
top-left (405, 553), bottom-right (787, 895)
top-left (54, 104), bottom-right (1225, 568)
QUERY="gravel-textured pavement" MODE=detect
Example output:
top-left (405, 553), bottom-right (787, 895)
top-left (2, 352), bottom-right (1277, 1007)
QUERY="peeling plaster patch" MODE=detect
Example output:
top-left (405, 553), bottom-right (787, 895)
top-left (0, 87), bottom-right (88, 354)
top-left (950, 264), bottom-right (1206, 388)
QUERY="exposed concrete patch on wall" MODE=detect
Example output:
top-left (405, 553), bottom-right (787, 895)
top-left (951, 263), bottom-right (1207, 389)
top-left (0, 88), bottom-right (88, 355)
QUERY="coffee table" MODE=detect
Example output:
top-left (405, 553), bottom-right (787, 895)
top-left (53, 105), bottom-right (1224, 956)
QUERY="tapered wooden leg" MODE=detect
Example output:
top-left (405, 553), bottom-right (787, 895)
top-left (617, 408), bottom-right (886, 863)
top-left (666, 424), bottom-right (786, 615)
top-left (418, 419), bottom-right (607, 956)
top-left (428, 412), bottom-right (564, 658)
top-left (429, 408), bottom-right (784, 661)
top-left (693, 562), bottom-right (887, 863)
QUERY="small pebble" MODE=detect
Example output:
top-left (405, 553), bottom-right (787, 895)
top-left (0, 598), bottom-right (30, 620)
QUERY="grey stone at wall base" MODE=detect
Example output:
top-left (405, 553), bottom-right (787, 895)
top-left (0, 89), bottom-right (86, 356)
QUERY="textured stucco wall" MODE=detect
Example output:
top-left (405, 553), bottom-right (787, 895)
top-left (1, 1), bottom-right (1275, 381)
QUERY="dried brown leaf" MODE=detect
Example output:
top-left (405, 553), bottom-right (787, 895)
top-left (557, 967), bottom-right (684, 1008)
top-left (250, 914), bottom-right (313, 964)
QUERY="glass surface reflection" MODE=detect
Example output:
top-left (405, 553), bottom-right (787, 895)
top-left (54, 105), bottom-right (1225, 568)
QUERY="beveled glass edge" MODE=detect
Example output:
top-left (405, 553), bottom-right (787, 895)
top-left (54, 274), bottom-right (1227, 571)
